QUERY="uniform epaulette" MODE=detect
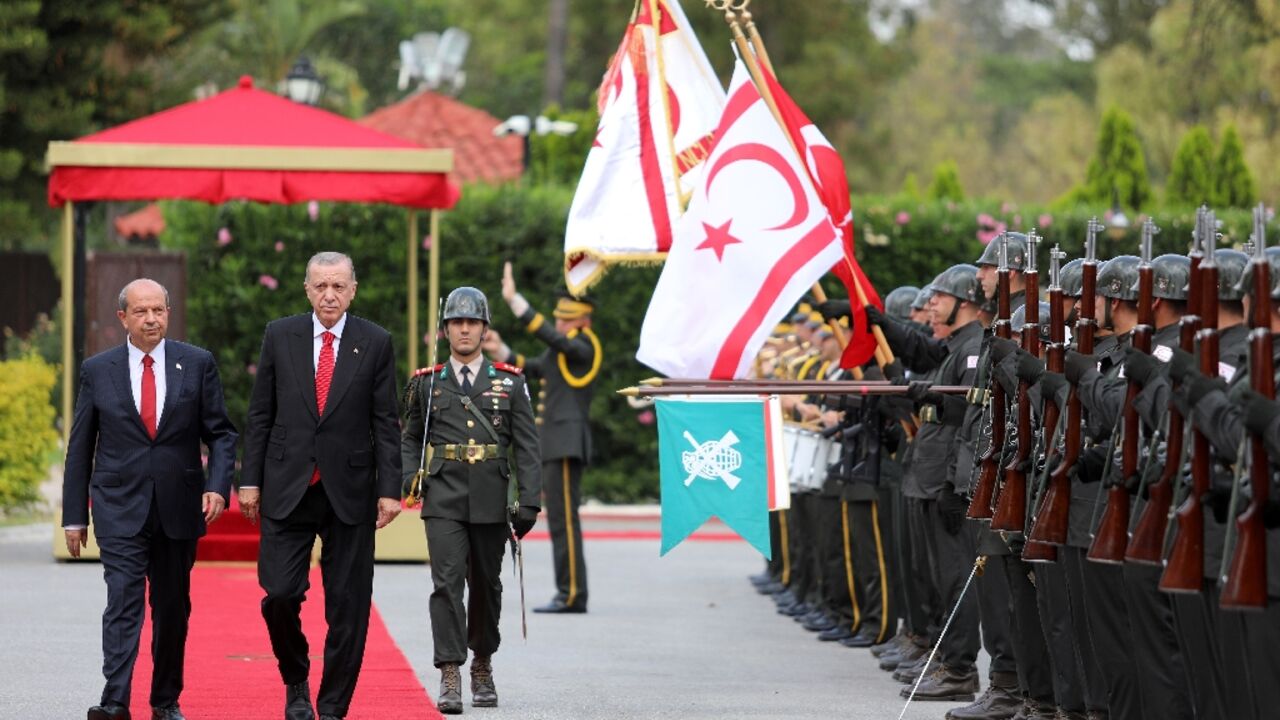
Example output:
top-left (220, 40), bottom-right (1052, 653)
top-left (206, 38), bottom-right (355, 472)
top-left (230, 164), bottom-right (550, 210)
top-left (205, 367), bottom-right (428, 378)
top-left (413, 364), bottom-right (445, 377)
top-left (492, 362), bottom-right (523, 376)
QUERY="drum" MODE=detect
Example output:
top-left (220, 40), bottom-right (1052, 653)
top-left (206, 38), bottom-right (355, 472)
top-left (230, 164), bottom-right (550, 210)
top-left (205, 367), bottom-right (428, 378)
top-left (785, 425), bottom-right (823, 494)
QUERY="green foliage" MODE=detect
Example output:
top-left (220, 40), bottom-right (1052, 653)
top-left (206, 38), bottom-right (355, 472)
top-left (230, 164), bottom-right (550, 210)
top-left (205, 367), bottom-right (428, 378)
top-left (927, 161), bottom-right (965, 202)
top-left (1166, 125), bottom-right (1216, 208)
top-left (527, 105), bottom-right (599, 186)
top-left (900, 173), bottom-right (921, 201)
top-left (3, 307), bottom-right (64, 417)
top-left (1066, 106), bottom-right (1152, 211)
top-left (0, 354), bottom-right (58, 510)
top-left (1214, 124), bottom-right (1256, 209)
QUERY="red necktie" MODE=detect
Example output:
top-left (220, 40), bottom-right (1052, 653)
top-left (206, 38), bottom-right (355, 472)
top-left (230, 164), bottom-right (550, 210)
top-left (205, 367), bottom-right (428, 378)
top-left (141, 354), bottom-right (157, 439)
top-left (311, 331), bottom-right (335, 485)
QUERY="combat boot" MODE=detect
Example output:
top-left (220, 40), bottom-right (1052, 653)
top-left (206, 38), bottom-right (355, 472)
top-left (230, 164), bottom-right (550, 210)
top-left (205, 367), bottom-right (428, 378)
top-left (1055, 710), bottom-right (1088, 720)
top-left (470, 656), bottom-right (497, 708)
top-left (871, 630), bottom-right (909, 658)
top-left (438, 664), bottom-right (463, 715)
top-left (893, 654), bottom-right (931, 684)
top-left (902, 664), bottom-right (979, 702)
top-left (944, 671), bottom-right (1020, 720)
top-left (1010, 698), bottom-right (1057, 720)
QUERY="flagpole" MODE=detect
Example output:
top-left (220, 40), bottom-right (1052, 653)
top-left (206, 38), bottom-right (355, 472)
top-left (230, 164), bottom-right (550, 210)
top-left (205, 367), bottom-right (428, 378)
top-left (620, 383), bottom-right (971, 397)
top-left (713, 0), bottom-right (897, 370)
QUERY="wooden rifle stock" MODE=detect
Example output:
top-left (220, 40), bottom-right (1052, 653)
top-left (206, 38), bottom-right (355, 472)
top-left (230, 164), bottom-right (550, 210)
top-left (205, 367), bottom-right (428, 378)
top-left (968, 266), bottom-right (1012, 520)
top-left (1025, 248), bottom-right (1067, 562)
top-left (993, 268), bottom-right (1040, 531)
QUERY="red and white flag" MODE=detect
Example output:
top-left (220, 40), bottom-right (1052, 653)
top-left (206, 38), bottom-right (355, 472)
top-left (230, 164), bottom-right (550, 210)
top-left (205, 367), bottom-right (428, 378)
top-left (637, 60), bottom-right (844, 379)
top-left (563, 0), bottom-right (725, 296)
top-left (759, 65), bottom-right (882, 369)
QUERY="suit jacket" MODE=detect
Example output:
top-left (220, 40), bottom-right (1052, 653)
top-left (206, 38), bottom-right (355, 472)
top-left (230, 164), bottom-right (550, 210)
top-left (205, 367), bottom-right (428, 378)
top-left (62, 340), bottom-right (238, 540)
top-left (509, 307), bottom-right (598, 462)
top-left (241, 313), bottom-right (402, 525)
top-left (400, 359), bottom-right (541, 523)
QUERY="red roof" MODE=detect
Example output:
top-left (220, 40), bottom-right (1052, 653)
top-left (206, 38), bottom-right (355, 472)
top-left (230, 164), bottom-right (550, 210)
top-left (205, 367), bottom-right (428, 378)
top-left (48, 76), bottom-right (459, 209)
top-left (360, 90), bottom-right (523, 184)
top-left (114, 203), bottom-right (166, 238)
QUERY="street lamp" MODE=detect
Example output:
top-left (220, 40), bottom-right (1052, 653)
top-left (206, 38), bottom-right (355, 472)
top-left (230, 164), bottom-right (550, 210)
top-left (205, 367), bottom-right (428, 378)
top-left (1106, 189), bottom-right (1130, 241)
top-left (283, 56), bottom-right (324, 105)
top-left (493, 115), bottom-right (580, 172)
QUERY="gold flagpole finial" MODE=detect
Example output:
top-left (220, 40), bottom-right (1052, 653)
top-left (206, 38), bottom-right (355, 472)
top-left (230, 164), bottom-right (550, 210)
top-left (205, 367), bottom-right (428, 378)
top-left (618, 386), bottom-right (641, 397)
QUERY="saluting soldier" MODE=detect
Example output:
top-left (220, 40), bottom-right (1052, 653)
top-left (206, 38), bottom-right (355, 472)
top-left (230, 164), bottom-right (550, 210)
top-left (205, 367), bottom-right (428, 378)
top-left (401, 287), bottom-right (541, 714)
top-left (483, 262), bottom-right (600, 614)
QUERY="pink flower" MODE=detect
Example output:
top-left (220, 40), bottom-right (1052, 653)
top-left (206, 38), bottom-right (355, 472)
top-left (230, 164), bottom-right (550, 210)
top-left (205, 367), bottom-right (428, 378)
top-left (977, 222), bottom-right (1007, 245)
top-left (1001, 201), bottom-right (1014, 214)
top-left (307, 200), bottom-right (320, 221)
top-left (274, 241), bottom-right (285, 253)
top-left (247, 363), bottom-right (257, 375)
top-left (422, 234), bottom-right (433, 250)
top-left (636, 410), bottom-right (655, 426)
top-left (1038, 213), bottom-right (1053, 228)
top-left (258, 274), bottom-right (279, 290)
top-left (977, 213), bottom-right (995, 226)
top-left (1013, 214), bottom-right (1022, 228)
top-left (217, 227), bottom-right (233, 246)
top-left (1103, 208), bottom-right (1114, 222)
top-left (895, 211), bottom-right (911, 225)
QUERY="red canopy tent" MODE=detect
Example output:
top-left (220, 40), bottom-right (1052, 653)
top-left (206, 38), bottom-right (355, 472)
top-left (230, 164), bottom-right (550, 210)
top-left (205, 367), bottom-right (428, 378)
top-left (47, 76), bottom-right (459, 440)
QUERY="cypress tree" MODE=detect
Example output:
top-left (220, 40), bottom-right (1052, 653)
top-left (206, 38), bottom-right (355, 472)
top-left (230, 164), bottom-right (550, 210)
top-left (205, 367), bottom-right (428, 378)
top-left (1074, 106), bottom-right (1152, 211)
top-left (1166, 126), bottom-right (1216, 207)
top-left (1213, 124), bottom-right (1256, 208)
top-left (927, 161), bottom-right (965, 202)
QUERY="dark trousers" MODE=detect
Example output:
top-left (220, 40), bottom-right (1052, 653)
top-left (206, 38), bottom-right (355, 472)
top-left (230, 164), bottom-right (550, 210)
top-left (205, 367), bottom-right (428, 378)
top-left (1170, 589), bottom-right (1229, 720)
top-left (1121, 562), bottom-right (1193, 720)
top-left (923, 499), bottom-right (980, 670)
top-left (901, 496), bottom-right (936, 640)
top-left (974, 527), bottom-right (1017, 676)
top-left (1034, 560), bottom-right (1086, 713)
top-left (1080, 560), bottom-right (1141, 720)
top-left (1240, 602), bottom-right (1280, 718)
top-left (1003, 554), bottom-right (1053, 705)
top-left (1059, 546), bottom-right (1109, 713)
top-left (765, 509), bottom-right (786, 582)
top-left (847, 499), bottom-right (896, 643)
top-left (788, 493), bottom-right (820, 604)
top-left (258, 483), bottom-right (375, 718)
top-left (815, 495), bottom-right (850, 624)
top-left (425, 518), bottom-right (509, 667)
top-left (97, 500), bottom-right (196, 708)
top-left (542, 457), bottom-right (587, 609)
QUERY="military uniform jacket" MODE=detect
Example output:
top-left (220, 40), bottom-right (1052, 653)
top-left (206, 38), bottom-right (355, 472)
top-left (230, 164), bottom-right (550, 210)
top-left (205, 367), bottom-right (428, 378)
top-left (401, 359), bottom-right (541, 523)
top-left (511, 307), bottom-right (598, 463)
top-left (901, 319), bottom-right (984, 499)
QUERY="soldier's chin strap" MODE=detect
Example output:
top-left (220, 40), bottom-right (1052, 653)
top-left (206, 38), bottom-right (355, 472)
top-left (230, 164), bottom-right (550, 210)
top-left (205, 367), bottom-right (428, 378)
top-left (944, 296), bottom-right (964, 327)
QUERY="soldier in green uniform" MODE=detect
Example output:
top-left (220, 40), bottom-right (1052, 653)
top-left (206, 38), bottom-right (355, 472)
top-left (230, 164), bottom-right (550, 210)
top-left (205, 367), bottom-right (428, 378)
top-left (401, 287), bottom-right (541, 714)
top-left (483, 262), bottom-right (600, 614)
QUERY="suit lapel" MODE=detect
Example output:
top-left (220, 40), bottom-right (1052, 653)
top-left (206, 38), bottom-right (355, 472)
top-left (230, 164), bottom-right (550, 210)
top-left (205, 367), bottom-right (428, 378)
top-left (107, 345), bottom-right (151, 440)
top-left (289, 318), bottom-right (320, 422)
top-left (318, 318), bottom-right (368, 424)
top-left (156, 343), bottom-right (184, 438)
top-left (471, 360), bottom-right (496, 399)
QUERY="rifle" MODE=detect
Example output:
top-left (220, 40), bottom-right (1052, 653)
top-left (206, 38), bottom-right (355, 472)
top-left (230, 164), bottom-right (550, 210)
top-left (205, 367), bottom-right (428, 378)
top-left (968, 233), bottom-right (1013, 520)
top-left (1030, 220), bottom-right (1100, 546)
top-left (1130, 208), bottom-right (1209, 564)
top-left (993, 229), bottom-right (1041, 532)
top-left (1089, 218), bottom-right (1157, 563)
top-left (1220, 203), bottom-right (1273, 609)
top-left (1023, 244), bottom-right (1067, 562)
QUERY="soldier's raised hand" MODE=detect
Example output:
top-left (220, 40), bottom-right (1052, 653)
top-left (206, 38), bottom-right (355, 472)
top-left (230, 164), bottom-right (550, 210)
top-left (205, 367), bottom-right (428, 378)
top-left (502, 262), bottom-right (517, 301)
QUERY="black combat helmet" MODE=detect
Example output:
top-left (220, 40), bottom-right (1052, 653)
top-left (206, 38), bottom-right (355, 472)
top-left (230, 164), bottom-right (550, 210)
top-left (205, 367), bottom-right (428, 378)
top-left (1059, 258), bottom-right (1085, 298)
top-left (1135, 254), bottom-right (1191, 301)
top-left (1211, 249), bottom-right (1250, 301)
top-left (1010, 301), bottom-right (1053, 344)
top-left (884, 286), bottom-right (920, 321)
top-left (930, 263), bottom-right (983, 305)
top-left (911, 286), bottom-right (934, 311)
top-left (1234, 246), bottom-right (1280, 300)
top-left (976, 232), bottom-right (1028, 271)
top-left (443, 286), bottom-right (491, 323)
top-left (1096, 256), bottom-right (1141, 301)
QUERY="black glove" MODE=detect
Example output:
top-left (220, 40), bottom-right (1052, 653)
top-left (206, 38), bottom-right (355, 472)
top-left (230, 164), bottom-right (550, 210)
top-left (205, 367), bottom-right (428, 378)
top-left (1064, 351), bottom-right (1096, 385)
top-left (1168, 347), bottom-right (1199, 386)
top-left (1205, 487), bottom-right (1232, 525)
top-left (863, 304), bottom-right (886, 326)
top-left (937, 486), bottom-right (968, 536)
top-left (1242, 388), bottom-right (1280, 437)
top-left (1123, 345), bottom-right (1163, 388)
top-left (906, 380), bottom-right (934, 402)
top-left (511, 505), bottom-right (539, 539)
top-left (1265, 499), bottom-right (1280, 530)
top-left (993, 354), bottom-right (1019, 396)
top-left (1186, 374), bottom-right (1227, 408)
top-left (1015, 349), bottom-right (1044, 385)
top-left (818, 298), bottom-right (851, 322)
top-left (989, 336), bottom-right (1019, 362)
top-left (1071, 444), bottom-right (1107, 484)
top-left (881, 360), bottom-right (906, 385)
top-left (1039, 371), bottom-right (1068, 400)
top-left (874, 313), bottom-right (912, 352)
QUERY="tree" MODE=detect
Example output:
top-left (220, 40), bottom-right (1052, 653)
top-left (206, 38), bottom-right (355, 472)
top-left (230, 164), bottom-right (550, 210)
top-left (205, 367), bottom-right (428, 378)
top-left (1070, 106), bottom-right (1152, 210)
top-left (927, 160), bottom-right (965, 201)
top-left (1214, 123), bottom-right (1256, 208)
top-left (1165, 125), bottom-right (1216, 207)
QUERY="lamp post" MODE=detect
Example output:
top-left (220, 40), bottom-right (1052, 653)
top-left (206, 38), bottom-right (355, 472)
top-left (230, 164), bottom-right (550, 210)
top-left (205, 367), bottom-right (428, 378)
top-left (283, 56), bottom-right (324, 105)
top-left (1106, 189), bottom-right (1130, 241)
top-left (493, 115), bottom-right (580, 173)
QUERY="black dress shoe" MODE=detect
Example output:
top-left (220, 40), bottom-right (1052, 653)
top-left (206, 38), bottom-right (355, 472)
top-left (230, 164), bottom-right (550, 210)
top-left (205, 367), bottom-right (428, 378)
top-left (818, 625), bottom-right (854, 642)
top-left (532, 599), bottom-right (586, 614)
top-left (755, 580), bottom-right (785, 595)
top-left (319, 715), bottom-right (344, 720)
top-left (286, 680), bottom-right (315, 720)
top-left (839, 627), bottom-right (883, 648)
top-left (802, 614), bottom-right (837, 632)
top-left (88, 704), bottom-right (131, 720)
top-left (151, 705), bottom-right (186, 720)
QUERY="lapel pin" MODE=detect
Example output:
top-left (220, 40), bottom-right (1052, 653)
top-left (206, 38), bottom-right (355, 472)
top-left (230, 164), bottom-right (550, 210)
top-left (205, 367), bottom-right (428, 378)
top-left (353, 347), bottom-right (359, 354)
top-left (175, 363), bottom-right (182, 370)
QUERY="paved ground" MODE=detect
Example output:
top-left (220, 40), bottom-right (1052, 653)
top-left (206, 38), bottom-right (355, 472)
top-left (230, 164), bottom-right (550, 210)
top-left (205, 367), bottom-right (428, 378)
top-left (2, 516), bottom-right (978, 720)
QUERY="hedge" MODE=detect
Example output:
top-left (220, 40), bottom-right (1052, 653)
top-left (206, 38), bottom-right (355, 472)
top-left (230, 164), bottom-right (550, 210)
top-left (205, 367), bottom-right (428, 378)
top-left (0, 354), bottom-right (59, 510)
top-left (160, 188), bottom-right (1273, 503)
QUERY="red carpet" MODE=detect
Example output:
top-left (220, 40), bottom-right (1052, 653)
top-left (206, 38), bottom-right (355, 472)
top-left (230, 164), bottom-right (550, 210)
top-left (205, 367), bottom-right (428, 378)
top-left (130, 565), bottom-right (441, 719)
top-left (196, 496), bottom-right (261, 562)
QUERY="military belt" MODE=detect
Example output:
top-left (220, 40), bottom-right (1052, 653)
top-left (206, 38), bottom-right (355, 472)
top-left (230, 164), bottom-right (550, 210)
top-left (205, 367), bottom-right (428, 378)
top-left (433, 443), bottom-right (502, 463)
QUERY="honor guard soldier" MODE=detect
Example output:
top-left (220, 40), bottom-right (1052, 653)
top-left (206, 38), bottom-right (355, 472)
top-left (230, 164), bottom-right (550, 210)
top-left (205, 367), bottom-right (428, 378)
top-left (484, 262), bottom-right (600, 614)
top-left (401, 286), bottom-right (541, 714)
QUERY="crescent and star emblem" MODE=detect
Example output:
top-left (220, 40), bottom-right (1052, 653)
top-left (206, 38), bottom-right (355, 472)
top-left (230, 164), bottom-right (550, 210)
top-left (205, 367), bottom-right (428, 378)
top-left (696, 142), bottom-right (809, 262)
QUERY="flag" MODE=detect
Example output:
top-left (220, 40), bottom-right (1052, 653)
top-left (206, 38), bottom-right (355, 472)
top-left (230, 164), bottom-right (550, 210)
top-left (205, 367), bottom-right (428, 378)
top-left (563, 0), bottom-right (725, 295)
top-left (657, 395), bottom-right (788, 557)
top-left (758, 65), bottom-right (883, 369)
top-left (636, 60), bottom-right (844, 379)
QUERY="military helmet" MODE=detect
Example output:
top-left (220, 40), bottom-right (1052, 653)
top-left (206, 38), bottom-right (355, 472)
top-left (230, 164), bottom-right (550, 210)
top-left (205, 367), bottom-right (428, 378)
top-left (911, 286), bottom-right (934, 311)
top-left (885, 286), bottom-right (920, 321)
top-left (929, 263), bottom-right (983, 305)
top-left (442, 286), bottom-right (490, 323)
top-left (1210, 249), bottom-right (1249, 301)
top-left (1135, 254), bottom-right (1191, 301)
top-left (1059, 258), bottom-right (1085, 298)
top-left (1096, 256), bottom-right (1141, 301)
top-left (1010, 301), bottom-right (1053, 343)
top-left (1234, 246), bottom-right (1280, 300)
top-left (975, 232), bottom-right (1028, 271)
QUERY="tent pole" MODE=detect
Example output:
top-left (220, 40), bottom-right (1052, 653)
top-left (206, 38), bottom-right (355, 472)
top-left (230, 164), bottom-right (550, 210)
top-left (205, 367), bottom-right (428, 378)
top-left (407, 210), bottom-right (419, 372)
top-left (428, 209), bottom-right (440, 348)
top-left (61, 202), bottom-right (74, 446)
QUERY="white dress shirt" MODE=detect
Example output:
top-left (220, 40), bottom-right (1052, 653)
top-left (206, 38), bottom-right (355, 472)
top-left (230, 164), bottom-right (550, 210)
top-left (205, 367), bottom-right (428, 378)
top-left (127, 337), bottom-right (167, 426)
top-left (313, 313), bottom-right (347, 370)
top-left (449, 355), bottom-right (484, 390)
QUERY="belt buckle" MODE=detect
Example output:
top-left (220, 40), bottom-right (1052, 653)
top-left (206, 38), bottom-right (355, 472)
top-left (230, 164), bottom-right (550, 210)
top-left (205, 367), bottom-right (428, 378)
top-left (464, 445), bottom-right (481, 464)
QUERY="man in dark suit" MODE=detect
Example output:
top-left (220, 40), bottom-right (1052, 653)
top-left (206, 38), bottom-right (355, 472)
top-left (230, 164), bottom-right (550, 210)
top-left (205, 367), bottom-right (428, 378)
top-left (402, 286), bottom-right (541, 714)
top-left (63, 278), bottom-right (238, 720)
top-left (239, 252), bottom-right (402, 720)
top-left (482, 262), bottom-right (598, 614)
